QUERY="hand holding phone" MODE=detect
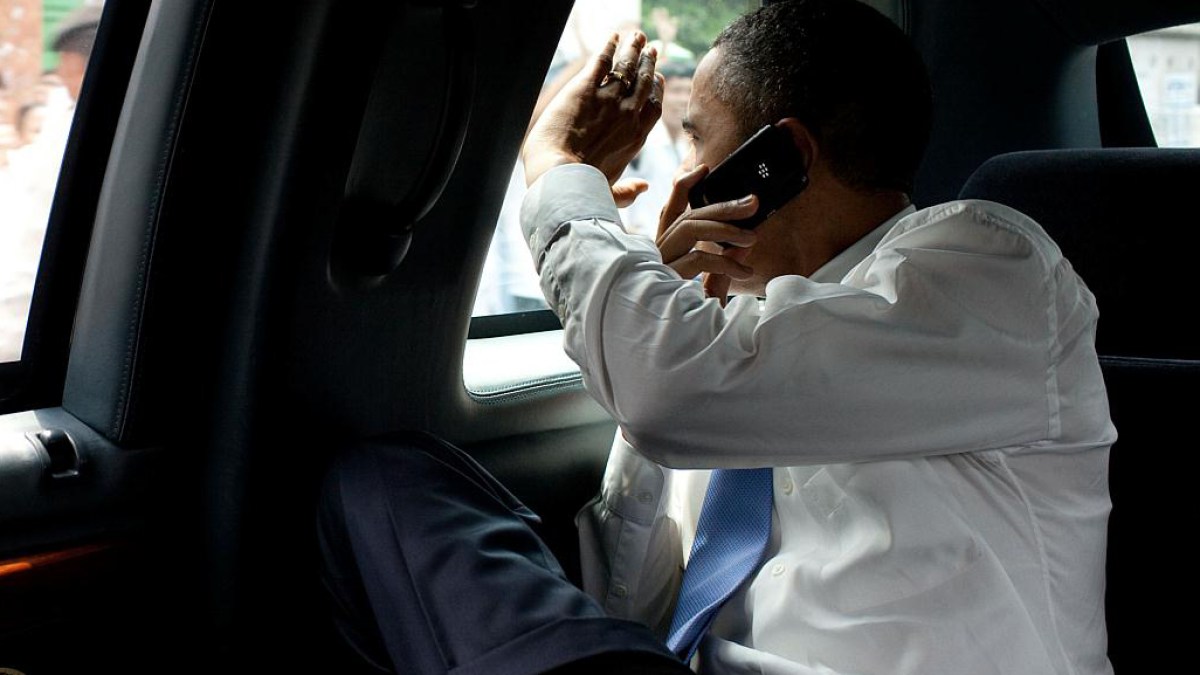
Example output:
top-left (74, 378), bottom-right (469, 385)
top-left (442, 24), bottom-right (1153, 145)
top-left (655, 164), bottom-right (760, 303)
top-left (687, 124), bottom-right (809, 230)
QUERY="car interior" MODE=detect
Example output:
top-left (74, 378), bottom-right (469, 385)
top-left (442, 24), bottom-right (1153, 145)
top-left (2, 0), bottom-right (1198, 673)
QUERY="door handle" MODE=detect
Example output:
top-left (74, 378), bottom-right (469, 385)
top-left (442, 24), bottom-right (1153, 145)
top-left (27, 429), bottom-right (83, 481)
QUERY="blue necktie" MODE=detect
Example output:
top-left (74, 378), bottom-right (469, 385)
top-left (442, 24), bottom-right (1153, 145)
top-left (666, 467), bottom-right (774, 662)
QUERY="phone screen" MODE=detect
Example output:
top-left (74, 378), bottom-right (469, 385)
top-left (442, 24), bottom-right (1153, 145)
top-left (687, 124), bottom-right (809, 230)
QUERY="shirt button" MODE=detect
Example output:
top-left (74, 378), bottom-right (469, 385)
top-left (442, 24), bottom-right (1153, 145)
top-left (771, 564), bottom-right (786, 577)
top-left (781, 479), bottom-right (794, 495)
top-left (612, 583), bottom-right (629, 598)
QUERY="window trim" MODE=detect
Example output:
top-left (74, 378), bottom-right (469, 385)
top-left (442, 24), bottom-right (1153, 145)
top-left (463, 328), bottom-right (582, 402)
top-left (468, 309), bottom-right (562, 340)
top-left (0, 0), bottom-right (153, 413)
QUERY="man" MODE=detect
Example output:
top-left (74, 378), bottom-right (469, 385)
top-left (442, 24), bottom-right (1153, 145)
top-left (524, 0), bottom-right (1112, 671)
top-left (319, 2), bottom-right (1113, 673)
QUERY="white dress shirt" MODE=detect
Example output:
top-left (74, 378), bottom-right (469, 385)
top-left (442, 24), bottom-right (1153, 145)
top-left (520, 164), bottom-right (1115, 675)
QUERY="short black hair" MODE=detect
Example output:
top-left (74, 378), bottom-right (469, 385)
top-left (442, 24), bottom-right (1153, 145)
top-left (712, 0), bottom-right (932, 194)
top-left (52, 7), bottom-right (103, 56)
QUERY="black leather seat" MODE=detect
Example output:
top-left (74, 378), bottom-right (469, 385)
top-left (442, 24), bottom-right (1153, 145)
top-left (960, 149), bottom-right (1200, 674)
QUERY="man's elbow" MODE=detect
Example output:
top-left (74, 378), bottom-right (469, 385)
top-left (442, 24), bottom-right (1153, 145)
top-left (617, 424), bottom-right (691, 469)
top-left (617, 402), bottom-right (724, 470)
top-left (603, 358), bottom-right (738, 468)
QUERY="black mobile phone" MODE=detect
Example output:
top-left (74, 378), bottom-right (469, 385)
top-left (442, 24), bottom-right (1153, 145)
top-left (687, 124), bottom-right (809, 230)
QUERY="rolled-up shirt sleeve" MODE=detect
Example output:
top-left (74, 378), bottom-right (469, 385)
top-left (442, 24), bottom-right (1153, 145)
top-left (574, 435), bottom-right (681, 635)
top-left (521, 164), bottom-right (1082, 469)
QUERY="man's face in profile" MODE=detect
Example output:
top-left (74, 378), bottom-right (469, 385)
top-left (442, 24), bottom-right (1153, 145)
top-left (683, 48), bottom-right (747, 178)
top-left (683, 47), bottom-right (781, 296)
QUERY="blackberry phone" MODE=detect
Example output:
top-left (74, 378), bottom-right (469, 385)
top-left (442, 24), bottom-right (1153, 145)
top-left (687, 124), bottom-right (809, 230)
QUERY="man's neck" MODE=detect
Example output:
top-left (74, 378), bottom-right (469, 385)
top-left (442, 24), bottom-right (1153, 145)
top-left (728, 171), bottom-right (912, 296)
top-left (778, 187), bottom-right (910, 278)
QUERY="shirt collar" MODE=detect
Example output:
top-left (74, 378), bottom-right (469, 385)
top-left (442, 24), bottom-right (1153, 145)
top-left (809, 205), bottom-right (917, 283)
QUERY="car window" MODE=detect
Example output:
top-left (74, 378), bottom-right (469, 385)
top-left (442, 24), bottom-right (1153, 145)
top-left (0, 0), bottom-right (103, 363)
top-left (464, 0), bottom-right (757, 395)
top-left (1127, 23), bottom-right (1200, 148)
top-left (470, 0), bottom-right (758, 320)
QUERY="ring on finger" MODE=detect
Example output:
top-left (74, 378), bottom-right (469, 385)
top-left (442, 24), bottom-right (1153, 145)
top-left (601, 69), bottom-right (632, 92)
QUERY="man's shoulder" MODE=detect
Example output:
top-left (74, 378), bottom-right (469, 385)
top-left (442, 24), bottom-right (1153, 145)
top-left (882, 199), bottom-right (1064, 270)
top-left (897, 199), bottom-right (1050, 242)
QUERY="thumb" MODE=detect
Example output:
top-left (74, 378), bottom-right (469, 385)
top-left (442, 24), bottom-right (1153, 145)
top-left (702, 272), bottom-right (733, 307)
top-left (611, 178), bottom-right (650, 208)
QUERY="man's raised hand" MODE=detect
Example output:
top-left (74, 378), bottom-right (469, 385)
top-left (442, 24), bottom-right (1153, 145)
top-left (522, 32), bottom-right (664, 189)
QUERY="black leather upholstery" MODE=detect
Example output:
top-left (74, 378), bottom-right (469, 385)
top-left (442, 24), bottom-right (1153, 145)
top-left (62, 0), bottom-right (213, 445)
top-left (960, 149), bottom-right (1200, 673)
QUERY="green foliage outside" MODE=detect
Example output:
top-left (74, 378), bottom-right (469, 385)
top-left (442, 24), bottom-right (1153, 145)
top-left (641, 0), bottom-right (759, 63)
top-left (42, 0), bottom-right (88, 70)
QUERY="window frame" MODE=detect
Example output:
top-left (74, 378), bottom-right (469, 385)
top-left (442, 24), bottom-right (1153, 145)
top-left (468, 309), bottom-right (562, 340)
top-left (464, 0), bottom-right (764, 343)
top-left (0, 0), bottom-right (152, 414)
top-left (1124, 23), bottom-right (1200, 148)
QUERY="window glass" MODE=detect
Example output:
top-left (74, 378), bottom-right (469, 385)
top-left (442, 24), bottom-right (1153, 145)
top-left (0, 0), bottom-right (102, 362)
top-left (1127, 23), bottom-right (1200, 148)
top-left (471, 0), bottom-right (758, 319)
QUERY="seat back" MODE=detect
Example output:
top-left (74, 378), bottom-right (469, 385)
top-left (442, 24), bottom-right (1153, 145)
top-left (960, 149), bottom-right (1200, 674)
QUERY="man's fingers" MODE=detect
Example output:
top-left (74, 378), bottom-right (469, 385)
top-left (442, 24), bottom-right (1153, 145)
top-left (724, 245), bottom-right (754, 265)
top-left (657, 195), bottom-right (760, 262)
top-left (611, 178), bottom-right (649, 208)
top-left (639, 72), bottom-right (666, 131)
top-left (659, 220), bottom-right (756, 259)
top-left (629, 46), bottom-right (659, 109)
top-left (669, 250), bottom-right (754, 281)
top-left (702, 272), bottom-right (734, 306)
top-left (704, 247), bottom-right (753, 305)
top-left (650, 72), bottom-right (665, 106)
top-left (686, 194), bottom-right (760, 224)
top-left (589, 33), bottom-right (620, 86)
top-left (612, 32), bottom-right (647, 91)
top-left (658, 164), bottom-right (708, 240)
top-left (526, 31), bottom-right (659, 187)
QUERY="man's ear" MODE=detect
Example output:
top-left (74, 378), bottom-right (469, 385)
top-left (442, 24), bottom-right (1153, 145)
top-left (776, 118), bottom-right (818, 173)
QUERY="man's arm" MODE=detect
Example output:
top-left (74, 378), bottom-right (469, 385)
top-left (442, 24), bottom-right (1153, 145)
top-left (523, 166), bottom-right (1084, 469)
top-left (517, 33), bottom-right (1094, 469)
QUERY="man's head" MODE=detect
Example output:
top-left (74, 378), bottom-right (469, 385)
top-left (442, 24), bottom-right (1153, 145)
top-left (682, 0), bottom-right (933, 291)
top-left (52, 6), bottom-right (103, 102)
top-left (710, 0), bottom-right (926, 194)
top-left (700, 0), bottom-right (932, 195)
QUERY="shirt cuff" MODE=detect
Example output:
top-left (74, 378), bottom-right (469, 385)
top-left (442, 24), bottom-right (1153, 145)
top-left (520, 163), bottom-right (621, 264)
